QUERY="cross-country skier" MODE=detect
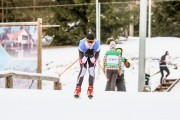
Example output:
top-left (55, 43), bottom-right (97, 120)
top-left (159, 51), bottom-right (170, 86)
top-left (103, 41), bottom-right (122, 91)
top-left (74, 33), bottom-right (100, 98)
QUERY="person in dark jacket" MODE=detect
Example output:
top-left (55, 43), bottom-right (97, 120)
top-left (115, 48), bottom-right (130, 92)
top-left (74, 33), bottom-right (100, 98)
top-left (159, 51), bottom-right (170, 85)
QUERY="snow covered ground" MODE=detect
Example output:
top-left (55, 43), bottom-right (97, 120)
top-left (1, 89), bottom-right (180, 120)
top-left (1, 37), bottom-right (180, 120)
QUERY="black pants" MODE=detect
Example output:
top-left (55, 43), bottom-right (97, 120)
top-left (116, 74), bottom-right (126, 91)
top-left (160, 66), bottom-right (170, 84)
top-left (105, 69), bottom-right (118, 91)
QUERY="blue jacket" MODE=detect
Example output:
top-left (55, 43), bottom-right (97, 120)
top-left (79, 38), bottom-right (100, 53)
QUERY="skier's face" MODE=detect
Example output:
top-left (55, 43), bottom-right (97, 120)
top-left (86, 39), bottom-right (94, 45)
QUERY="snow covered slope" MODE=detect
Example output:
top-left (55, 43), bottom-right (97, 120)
top-left (1, 89), bottom-right (180, 120)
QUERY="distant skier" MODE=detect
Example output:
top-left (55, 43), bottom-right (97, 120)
top-left (115, 48), bottom-right (130, 91)
top-left (159, 51), bottom-right (170, 86)
top-left (103, 41), bottom-right (122, 91)
top-left (74, 33), bottom-right (100, 98)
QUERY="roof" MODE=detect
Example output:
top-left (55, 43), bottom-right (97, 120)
top-left (6, 29), bottom-right (29, 41)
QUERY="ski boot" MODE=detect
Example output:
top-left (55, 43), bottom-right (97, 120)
top-left (87, 86), bottom-right (93, 99)
top-left (163, 77), bottom-right (167, 83)
top-left (74, 86), bottom-right (81, 98)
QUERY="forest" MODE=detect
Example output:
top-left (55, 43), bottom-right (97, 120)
top-left (0, 0), bottom-right (179, 45)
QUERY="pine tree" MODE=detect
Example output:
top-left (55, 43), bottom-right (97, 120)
top-left (46, 0), bottom-right (97, 45)
top-left (0, 0), bottom-right (53, 22)
top-left (152, 1), bottom-right (180, 37)
top-left (46, 0), bottom-right (137, 45)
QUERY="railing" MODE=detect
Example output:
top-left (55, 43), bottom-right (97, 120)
top-left (0, 70), bottom-right (61, 90)
top-left (153, 79), bottom-right (180, 92)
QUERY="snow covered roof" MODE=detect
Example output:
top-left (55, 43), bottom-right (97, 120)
top-left (6, 29), bottom-right (29, 41)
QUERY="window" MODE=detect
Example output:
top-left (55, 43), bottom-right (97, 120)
top-left (22, 35), bottom-right (28, 40)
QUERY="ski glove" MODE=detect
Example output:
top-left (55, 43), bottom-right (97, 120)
top-left (90, 57), bottom-right (96, 64)
top-left (124, 61), bottom-right (130, 68)
top-left (80, 56), bottom-right (88, 64)
top-left (85, 49), bottom-right (94, 58)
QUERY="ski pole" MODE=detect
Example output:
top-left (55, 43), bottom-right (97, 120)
top-left (29, 80), bottom-right (34, 89)
top-left (57, 58), bottom-right (79, 77)
top-left (29, 59), bottom-right (78, 89)
top-left (150, 64), bottom-right (179, 77)
top-left (97, 60), bottom-right (109, 81)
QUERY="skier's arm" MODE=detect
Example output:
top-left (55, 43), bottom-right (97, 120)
top-left (90, 50), bottom-right (100, 64)
top-left (103, 54), bottom-right (107, 72)
top-left (79, 50), bottom-right (87, 64)
top-left (118, 55), bottom-right (122, 75)
top-left (94, 50), bottom-right (100, 60)
top-left (166, 55), bottom-right (172, 65)
top-left (121, 57), bottom-right (130, 68)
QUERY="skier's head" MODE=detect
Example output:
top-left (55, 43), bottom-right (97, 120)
top-left (109, 41), bottom-right (116, 50)
top-left (85, 33), bottom-right (95, 49)
top-left (116, 47), bottom-right (123, 56)
top-left (165, 51), bottom-right (169, 55)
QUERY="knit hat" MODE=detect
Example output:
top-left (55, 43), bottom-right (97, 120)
top-left (116, 47), bottom-right (123, 56)
top-left (87, 33), bottom-right (95, 40)
top-left (109, 41), bottom-right (116, 49)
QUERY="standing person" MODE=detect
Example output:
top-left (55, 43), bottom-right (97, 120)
top-left (115, 48), bottom-right (130, 91)
top-left (159, 51), bottom-right (170, 86)
top-left (103, 41), bottom-right (122, 91)
top-left (74, 33), bottom-right (100, 98)
top-left (144, 73), bottom-right (151, 92)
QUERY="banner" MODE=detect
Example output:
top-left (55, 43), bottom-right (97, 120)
top-left (0, 26), bottom-right (38, 88)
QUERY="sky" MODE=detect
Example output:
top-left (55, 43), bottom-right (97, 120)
top-left (0, 37), bottom-right (180, 120)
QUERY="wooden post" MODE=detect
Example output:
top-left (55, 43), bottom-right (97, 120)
top-left (1, 0), bottom-right (4, 22)
top-left (5, 76), bottom-right (13, 88)
top-left (37, 18), bottom-right (42, 89)
top-left (54, 81), bottom-right (62, 90)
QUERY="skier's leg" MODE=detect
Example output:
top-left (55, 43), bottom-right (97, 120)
top-left (117, 74), bottom-right (126, 91)
top-left (116, 75), bottom-right (121, 91)
top-left (164, 67), bottom-right (170, 78)
top-left (105, 70), bottom-right (112, 91)
top-left (87, 59), bottom-right (95, 97)
top-left (109, 70), bottom-right (118, 91)
top-left (76, 63), bottom-right (87, 86)
top-left (105, 81), bottom-right (111, 91)
top-left (88, 66), bottom-right (95, 86)
top-left (74, 62), bottom-right (87, 97)
top-left (160, 67), bottom-right (164, 84)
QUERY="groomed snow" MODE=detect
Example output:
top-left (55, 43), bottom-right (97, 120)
top-left (1, 89), bottom-right (180, 120)
top-left (0, 37), bottom-right (180, 120)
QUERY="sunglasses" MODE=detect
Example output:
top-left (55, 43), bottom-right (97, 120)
top-left (86, 39), bottom-right (94, 44)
